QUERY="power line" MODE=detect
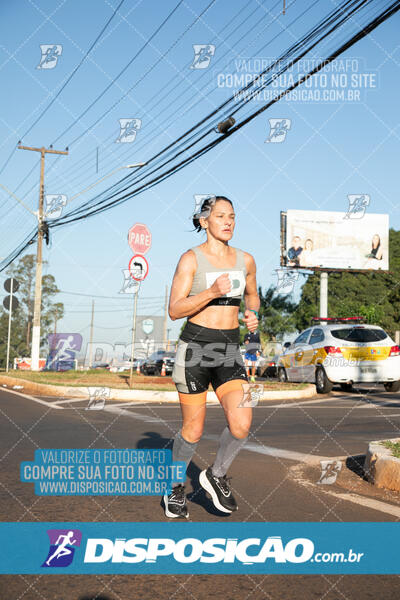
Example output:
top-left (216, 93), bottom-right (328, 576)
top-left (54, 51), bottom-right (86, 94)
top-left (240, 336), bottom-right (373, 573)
top-left (57, 289), bottom-right (165, 299)
top-left (63, 0), bottom-right (217, 149)
top-left (44, 0), bottom-right (286, 196)
top-left (0, 0), bottom-right (126, 178)
top-left (0, 0), bottom-right (188, 221)
top-left (8, 0), bottom-right (285, 216)
top-left (51, 0), bottom-right (186, 146)
top-left (22, 0), bottom-right (127, 141)
top-left (1, 0), bottom-right (398, 270)
top-left (0, 145), bottom-right (17, 177)
top-left (51, 0), bottom-right (370, 223)
top-left (66, 307), bottom-right (163, 313)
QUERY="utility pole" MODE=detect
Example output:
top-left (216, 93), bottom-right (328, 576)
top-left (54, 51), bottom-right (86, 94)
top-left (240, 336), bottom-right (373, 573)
top-left (6, 278), bottom-right (14, 373)
top-left (52, 310), bottom-right (58, 352)
top-left (320, 272), bottom-right (328, 324)
top-left (88, 299), bottom-right (95, 369)
top-left (129, 282), bottom-right (140, 387)
top-left (163, 284), bottom-right (168, 350)
top-left (166, 328), bottom-right (171, 351)
top-left (18, 144), bottom-right (68, 371)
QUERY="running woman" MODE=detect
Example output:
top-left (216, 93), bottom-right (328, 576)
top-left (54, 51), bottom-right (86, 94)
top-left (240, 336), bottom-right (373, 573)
top-left (164, 195), bottom-right (259, 518)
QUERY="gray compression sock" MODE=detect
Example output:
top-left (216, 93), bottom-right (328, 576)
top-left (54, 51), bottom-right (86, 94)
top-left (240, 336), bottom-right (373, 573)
top-left (211, 426), bottom-right (248, 478)
top-left (172, 430), bottom-right (198, 487)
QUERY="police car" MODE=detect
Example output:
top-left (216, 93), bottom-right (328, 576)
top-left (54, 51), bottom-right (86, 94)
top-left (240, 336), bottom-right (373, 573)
top-left (277, 317), bottom-right (400, 394)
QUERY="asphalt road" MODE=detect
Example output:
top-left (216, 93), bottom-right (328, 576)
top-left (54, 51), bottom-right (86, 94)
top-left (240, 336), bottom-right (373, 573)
top-left (1, 384), bottom-right (400, 599)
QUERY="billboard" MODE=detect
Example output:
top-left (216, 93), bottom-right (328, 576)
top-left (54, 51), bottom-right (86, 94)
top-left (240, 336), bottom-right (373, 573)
top-left (135, 315), bottom-right (165, 358)
top-left (82, 315), bottom-right (165, 367)
top-left (45, 333), bottom-right (82, 371)
top-left (14, 357), bottom-right (46, 370)
top-left (281, 209), bottom-right (389, 270)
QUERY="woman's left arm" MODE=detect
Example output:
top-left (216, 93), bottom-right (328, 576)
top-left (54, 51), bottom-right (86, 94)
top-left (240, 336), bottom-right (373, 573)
top-left (243, 252), bottom-right (260, 332)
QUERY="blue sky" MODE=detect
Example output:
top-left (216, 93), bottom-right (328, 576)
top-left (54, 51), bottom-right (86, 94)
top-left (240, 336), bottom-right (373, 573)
top-left (0, 0), bottom-right (399, 352)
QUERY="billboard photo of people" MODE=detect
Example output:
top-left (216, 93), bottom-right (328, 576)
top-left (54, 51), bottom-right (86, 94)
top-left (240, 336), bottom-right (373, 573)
top-left (283, 210), bottom-right (389, 270)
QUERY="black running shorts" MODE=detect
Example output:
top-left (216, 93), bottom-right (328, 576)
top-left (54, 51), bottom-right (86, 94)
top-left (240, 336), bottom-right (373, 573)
top-left (172, 321), bottom-right (248, 400)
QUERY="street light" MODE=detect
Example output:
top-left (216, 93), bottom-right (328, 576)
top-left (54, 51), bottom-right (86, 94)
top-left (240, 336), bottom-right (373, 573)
top-left (0, 159), bottom-right (147, 371)
top-left (67, 162), bottom-right (147, 205)
top-left (0, 161), bottom-right (147, 214)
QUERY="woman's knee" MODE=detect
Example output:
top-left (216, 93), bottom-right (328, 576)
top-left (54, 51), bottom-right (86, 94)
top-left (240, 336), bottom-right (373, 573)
top-left (181, 423), bottom-right (204, 443)
top-left (227, 415), bottom-right (252, 439)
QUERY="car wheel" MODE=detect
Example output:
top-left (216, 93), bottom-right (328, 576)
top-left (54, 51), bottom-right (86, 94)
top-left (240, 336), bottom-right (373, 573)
top-left (384, 381), bottom-right (400, 392)
top-left (315, 367), bottom-right (333, 394)
top-left (340, 383), bottom-right (353, 392)
top-left (278, 367), bottom-right (287, 383)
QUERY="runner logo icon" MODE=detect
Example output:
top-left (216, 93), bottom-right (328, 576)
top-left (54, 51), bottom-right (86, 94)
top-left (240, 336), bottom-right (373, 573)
top-left (42, 529), bottom-right (82, 567)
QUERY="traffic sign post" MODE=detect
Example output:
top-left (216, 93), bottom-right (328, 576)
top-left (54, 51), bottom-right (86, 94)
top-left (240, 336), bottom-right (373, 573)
top-left (4, 278), bottom-right (19, 373)
top-left (129, 281), bottom-right (141, 388)
top-left (127, 223), bottom-right (151, 386)
top-left (127, 253), bottom-right (149, 386)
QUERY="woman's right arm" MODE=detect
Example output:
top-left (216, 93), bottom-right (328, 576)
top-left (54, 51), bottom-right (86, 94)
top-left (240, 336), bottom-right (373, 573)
top-left (168, 250), bottom-right (231, 320)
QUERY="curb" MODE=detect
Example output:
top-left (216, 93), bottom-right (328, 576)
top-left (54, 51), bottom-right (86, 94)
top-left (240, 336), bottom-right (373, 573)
top-left (364, 438), bottom-right (400, 492)
top-left (0, 375), bottom-right (316, 404)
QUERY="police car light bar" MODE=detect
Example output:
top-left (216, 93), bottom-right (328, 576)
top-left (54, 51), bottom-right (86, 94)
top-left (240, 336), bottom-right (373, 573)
top-left (311, 316), bottom-right (366, 324)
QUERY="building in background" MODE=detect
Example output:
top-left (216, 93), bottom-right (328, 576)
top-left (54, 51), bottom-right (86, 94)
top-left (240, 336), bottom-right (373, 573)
top-left (81, 315), bottom-right (166, 367)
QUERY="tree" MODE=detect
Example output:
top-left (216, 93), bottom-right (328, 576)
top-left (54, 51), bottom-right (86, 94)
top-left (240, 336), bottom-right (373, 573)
top-left (239, 285), bottom-right (297, 350)
top-left (0, 254), bottom-right (64, 367)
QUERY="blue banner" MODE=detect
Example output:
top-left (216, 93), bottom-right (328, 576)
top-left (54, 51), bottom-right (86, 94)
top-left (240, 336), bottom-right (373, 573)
top-left (0, 522), bottom-right (399, 574)
top-left (20, 449), bottom-right (185, 496)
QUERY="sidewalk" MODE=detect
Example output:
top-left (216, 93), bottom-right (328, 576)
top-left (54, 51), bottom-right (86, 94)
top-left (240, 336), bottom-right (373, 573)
top-left (0, 375), bottom-right (316, 404)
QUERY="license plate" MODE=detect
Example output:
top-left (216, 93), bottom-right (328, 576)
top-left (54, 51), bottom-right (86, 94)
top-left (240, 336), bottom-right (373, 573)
top-left (360, 367), bottom-right (377, 373)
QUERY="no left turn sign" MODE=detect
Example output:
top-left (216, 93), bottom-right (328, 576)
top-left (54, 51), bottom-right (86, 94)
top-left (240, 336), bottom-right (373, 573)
top-left (129, 254), bottom-right (149, 281)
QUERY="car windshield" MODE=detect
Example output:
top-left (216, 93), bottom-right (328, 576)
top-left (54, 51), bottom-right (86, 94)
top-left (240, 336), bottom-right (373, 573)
top-left (331, 327), bottom-right (388, 342)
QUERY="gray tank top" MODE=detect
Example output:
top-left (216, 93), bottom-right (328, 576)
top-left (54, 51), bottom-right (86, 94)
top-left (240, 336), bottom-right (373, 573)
top-left (188, 245), bottom-right (247, 301)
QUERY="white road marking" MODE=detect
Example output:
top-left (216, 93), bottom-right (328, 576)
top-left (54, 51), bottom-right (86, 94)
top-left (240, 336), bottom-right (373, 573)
top-left (219, 436), bottom-right (329, 464)
top-left (266, 397), bottom-right (350, 408)
top-left (323, 490), bottom-right (400, 518)
top-left (96, 401), bottom-right (178, 409)
top-left (244, 443), bottom-right (329, 463)
top-left (8, 389), bottom-right (400, 517)
top-left (291, 465), bottom-right (400, 518)
top-left (358, 403), bottom-right (400, 408)
top-left (53, 398), bottom-right (169, 407)
top-left (1, 388), bottom-right (63, 409)
top-left (359, 413), bottom-right (400, 418)
top-left (282, 406), bottom-right (399, 409)
top-left (105, 405), bottom-right (331, 463)
top-left (104, 405), bottom-right (166, 424)
top-left (52, 397), bottom-right (88, 405)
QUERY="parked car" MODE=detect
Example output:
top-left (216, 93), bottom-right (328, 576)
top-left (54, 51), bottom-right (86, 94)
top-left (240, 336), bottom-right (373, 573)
top-left (277, 317), bottom-right (400, 394)
top-left (259, 355), bottom-right (279, 378)
top-left (92, 363), bottom-right (110, 370)
top-left (109, 360), bottom-right (133, 373)
top-left (141, 351), bottom-right (175, 376)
